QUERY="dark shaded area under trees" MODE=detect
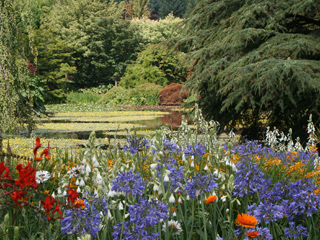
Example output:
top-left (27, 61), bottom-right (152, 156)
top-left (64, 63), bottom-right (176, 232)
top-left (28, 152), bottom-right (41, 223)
top-left (173, 0), bottom-right (320, 142)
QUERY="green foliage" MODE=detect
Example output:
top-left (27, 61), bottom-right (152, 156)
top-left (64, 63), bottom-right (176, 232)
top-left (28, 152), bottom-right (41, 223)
top-left (65, 91), bottom-right (101, 104)
top-left (0, 0), bottom-right (36, 133)
top-left (177, 0), bottom-right (320, 140)
top-left (98, 83), bottom-right (163, 106)
top-left (130, 14), bottom-right (183, 45)
top-left (158, 0), bottom-right (188, 18)
top-left (124, 0), bottom-right (151, 19)
top-left (129, 83), bottom-right (163, 105)
top-left (120, 44), bottom-right (188, 88)
top-left (98, 86), bottom-right (130, 106)
top-left (34, 0), bottom-right (129, 100)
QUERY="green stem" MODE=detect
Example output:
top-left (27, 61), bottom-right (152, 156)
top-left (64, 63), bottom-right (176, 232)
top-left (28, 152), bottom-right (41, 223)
top-left (201, 195), bottom-right (208, 240)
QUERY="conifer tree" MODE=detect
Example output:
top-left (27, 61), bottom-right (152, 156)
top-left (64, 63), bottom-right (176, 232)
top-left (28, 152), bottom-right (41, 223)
top-left (177, 0), bottom-right (320, 140)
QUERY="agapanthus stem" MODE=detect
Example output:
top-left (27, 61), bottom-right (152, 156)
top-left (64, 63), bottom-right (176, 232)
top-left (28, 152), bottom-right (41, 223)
top-left (201, 195), bottom-right (208, 240)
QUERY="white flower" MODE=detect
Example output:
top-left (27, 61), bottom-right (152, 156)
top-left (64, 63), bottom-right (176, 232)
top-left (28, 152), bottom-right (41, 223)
top-left (204, 164), bottom-right (209, 171)
top-left (35, 171), bottom-right (51, 184)
top-left (150, 163), bottom-right (158, 169)
top-left (67, 166), bottom-right (83, 179)
top-left (153, 184), bottom-right (159, 191)
top-left (169, 194), bottom-right (175, 203)
top-left (77, 186), bottom-right (81, 193)
top-left (164, 174), bottom-right (170, 182)
top-left (79, 178), bottom-right (85, 186)
top-left (190, 161), bottom-right (194, 167)
top-left (182, 154), bottom-right (186, 161)
top-left (162, 220), bottom-right (182, 235)
top-left (118, 201), bottom-right (124, 210)
top-left (95, 173), bottom-right (103, 185)
top-left (85, 165), bottom-right (91, 173)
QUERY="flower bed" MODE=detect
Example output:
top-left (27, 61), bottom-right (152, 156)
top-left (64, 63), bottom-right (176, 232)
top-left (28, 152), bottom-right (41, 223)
top-left (0, 109), bottom-right (319, 239)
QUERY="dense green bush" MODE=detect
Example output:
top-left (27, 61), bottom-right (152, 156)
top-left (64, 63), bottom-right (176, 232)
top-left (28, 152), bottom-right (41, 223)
top-left (120, 45), bottom-right (187, 88)
top-left (98, 84), bottom-right (163, 106)
top-left (129, 83), bottom-right (163, 106)
top-left (98, 86), bottom-right (130, 106)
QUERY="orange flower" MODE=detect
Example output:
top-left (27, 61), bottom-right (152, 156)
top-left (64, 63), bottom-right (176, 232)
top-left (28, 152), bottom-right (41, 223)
top-left (205, 195), bottom-right (217, 204)
top-left (235, 213), bottom-right (257, 228)
top-left (74, 199), bottom-right (85, 209)
top-left (246, 231), bottom-right (259, 238)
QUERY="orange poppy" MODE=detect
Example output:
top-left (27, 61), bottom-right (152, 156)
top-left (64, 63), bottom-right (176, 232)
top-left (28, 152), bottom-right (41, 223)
top-left (235, 213), bottom-right (257, 228)
top-left (205, 195), bottom-right (217, 204)
top-left (246, 231), bottom-right (259, 238)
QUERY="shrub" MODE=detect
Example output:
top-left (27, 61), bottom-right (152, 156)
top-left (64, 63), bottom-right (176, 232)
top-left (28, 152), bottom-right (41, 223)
top-left (97, 86), bottom-right (130, 106)
top-left (158, 83), bottom-right (190, 105)
top-left (129, 83), bottom-right (163, 106)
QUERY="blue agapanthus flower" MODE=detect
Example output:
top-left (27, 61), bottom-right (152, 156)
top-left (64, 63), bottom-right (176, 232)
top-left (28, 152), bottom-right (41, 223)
top-left (184, 143), bottom-right (205, 158)
top-left (185, 173), bottom-right (218, 199)
top-left (282, 178), bottom-right (320, 221)
top-left (61, 208), bottom-right (100, 238)
top-left (123, 136), bottom-right (149, 155)
top-left (112, 170), bottom-right (145, 196)
top-left (129, 197), bottom-right (169, 227)
top-left (156, 159), bottom-right (185, 193)
top-left (233, 157), bottom-right (270, 197)
top-left (284, 222), bottom-right (309, 238)
top-left (112, 221), bottom-right (160, 240)
top-left (152, 139), bottom-right (181, 155)
top-left (248, 202), bottom-right (284, 224)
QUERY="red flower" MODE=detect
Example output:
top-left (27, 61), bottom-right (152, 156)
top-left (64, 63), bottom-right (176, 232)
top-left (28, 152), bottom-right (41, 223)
top-left (7, 189), bottom-right (27, 204)
top-left (0, 162), bottom-right (12, 181)
top-left (41, 196), bottom-right (56, 211)
top-left (67, 187), bottom-right (79, 206)
top-left (40, 148), bottom-right (51, 160)
top-left (53, 204), bottom-right (63, 215)
top-left (33, 137), bottom-right (42, 157)
top-left (15, 163), bottom-right (38, 189)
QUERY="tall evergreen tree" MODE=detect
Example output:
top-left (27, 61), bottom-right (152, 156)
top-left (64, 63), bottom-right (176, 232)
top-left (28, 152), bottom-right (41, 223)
top-left (176, 0), bottom-right (320, 140)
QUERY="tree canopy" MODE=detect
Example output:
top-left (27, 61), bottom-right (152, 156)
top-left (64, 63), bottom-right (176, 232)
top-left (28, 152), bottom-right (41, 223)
top-left (177, 0), bottom-right (320, 140)
top-left (0, 0), bottom-right (36, 133)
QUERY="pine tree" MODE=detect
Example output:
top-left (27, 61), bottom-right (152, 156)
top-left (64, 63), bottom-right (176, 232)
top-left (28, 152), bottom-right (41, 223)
top-left (176, 0), bottom-right (320, 140)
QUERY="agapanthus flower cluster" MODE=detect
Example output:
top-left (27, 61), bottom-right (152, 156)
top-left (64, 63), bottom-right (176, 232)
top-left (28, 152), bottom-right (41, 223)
top-left (233, 157), bottom-right (270, 197)
top-left (184, 143), bottom-right (205, 158)
top-left (123, 136), bottom-right (150, 155)
top-left (282, 179), bottom-right (320, 221)
top-left (248, 202), bottom-right (284, 224)
top-left (84, 194), bottom-right (109, 216)
top-left (61, 208), bottom-right (100, 238)
top-left (61, 195), bottom-right (109, 239)
top-left (112, 221), bottom-right (160, 240)
top-left (156, 159), bottom-right (184, 193)
top-left (284, 222), bottom-right (309, 238)
top-left (152, 139), bottom-right (180, 155)
top-left (129, 197), bottom-right (169, 227)
top-left (112, 170), bottom-right (145, 196)
top-left (185, 173), bottom-right (218, 199)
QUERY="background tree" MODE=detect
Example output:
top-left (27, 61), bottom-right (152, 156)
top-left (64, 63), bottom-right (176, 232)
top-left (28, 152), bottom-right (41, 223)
top-left (176, 0), bottom-right (320, 141)
top-left (0, 0), bottom-right (36, 133)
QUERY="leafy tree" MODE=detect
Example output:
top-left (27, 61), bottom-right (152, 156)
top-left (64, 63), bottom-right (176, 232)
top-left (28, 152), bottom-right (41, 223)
top-left (0, 0), bottom-right (36, 133)
top-left (120, 45), bottom-right (187, 87)
top-left (177, 0), bottom-right (320, 140)
top-left (130, 14), bottom-right (183, 45)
